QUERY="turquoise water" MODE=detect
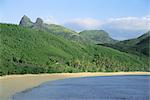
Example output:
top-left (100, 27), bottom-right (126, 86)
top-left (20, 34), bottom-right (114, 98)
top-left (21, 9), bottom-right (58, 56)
top-left (12, 75), bottom-right (150, 100)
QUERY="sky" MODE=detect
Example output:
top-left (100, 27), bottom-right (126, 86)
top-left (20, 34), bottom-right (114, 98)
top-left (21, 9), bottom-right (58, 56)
top-left (0, 0), bottom-right (149, 40)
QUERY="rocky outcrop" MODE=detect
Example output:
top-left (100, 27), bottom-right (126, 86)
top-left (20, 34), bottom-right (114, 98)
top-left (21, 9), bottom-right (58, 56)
top-left (19, 15), bottom-right (33, 27)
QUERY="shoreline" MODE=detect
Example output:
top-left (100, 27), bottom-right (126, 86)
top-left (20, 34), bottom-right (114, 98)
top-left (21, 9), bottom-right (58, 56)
top-left (0, 72), bottom-right (150, 100)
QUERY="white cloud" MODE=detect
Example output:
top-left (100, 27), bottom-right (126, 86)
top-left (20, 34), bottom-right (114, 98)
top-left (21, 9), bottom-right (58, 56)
top-left (42, 15), bottom-right (150, 40)
top-left (43, 16), bottom-right (60, 25)
top-left (63, 18), bottom-right (102, 31)
top-left (104, 16), bottom-right (150, 30)
top-left (63, 16), bottom-right (150, 31)
top-left (42, 16), bottom-right (150, 31)
top-left (63, 15), bottom-right (150, 40)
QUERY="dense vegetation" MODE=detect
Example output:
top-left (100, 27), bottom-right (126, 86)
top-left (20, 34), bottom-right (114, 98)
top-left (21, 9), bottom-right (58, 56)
top-left (0, 23), bottom-right (149, 76)
top-left (100, 31), bottom-right (150, 57)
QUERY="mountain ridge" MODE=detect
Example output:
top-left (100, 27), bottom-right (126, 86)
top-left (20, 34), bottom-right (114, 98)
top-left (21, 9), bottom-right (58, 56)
top-left (99, 31), bottom-right (150, 56)
top-left (19, 15), bottom-right (117, 44)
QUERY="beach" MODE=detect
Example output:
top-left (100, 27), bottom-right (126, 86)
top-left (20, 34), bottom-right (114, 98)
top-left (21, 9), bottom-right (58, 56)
top-left (0, 72), bottom-right (150, 100)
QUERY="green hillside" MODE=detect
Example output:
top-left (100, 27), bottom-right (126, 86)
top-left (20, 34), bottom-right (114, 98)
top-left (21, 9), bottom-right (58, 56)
top-left (19, 15), bottom-right (85, 42)
top-left (136, 36), bottom-right (149, 56)
top-left (19, 15), bottom-right (118, 43)
top-left (100, 31), bottom-right (150, 56)
top-left (0, 23), bottom-right (149, 75)
top-left (79, 30), bottom-right (117, 44)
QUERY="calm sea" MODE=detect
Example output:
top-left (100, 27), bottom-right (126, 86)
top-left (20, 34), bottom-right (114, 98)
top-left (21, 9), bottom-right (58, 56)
top-left (12, 75), bottom-right (150, 100)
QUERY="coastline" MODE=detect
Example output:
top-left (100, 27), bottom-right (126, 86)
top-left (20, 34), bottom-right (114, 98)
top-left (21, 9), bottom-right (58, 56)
top-left (0, 72), bottom-right (150, 100)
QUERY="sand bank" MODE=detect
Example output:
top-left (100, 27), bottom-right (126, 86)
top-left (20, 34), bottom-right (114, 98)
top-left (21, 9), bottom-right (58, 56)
top-left (0, 72), bottom-right (150, 100)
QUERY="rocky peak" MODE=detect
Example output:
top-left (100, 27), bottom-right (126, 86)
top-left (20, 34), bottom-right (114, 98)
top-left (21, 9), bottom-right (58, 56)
top-left (35, 18), bottom-right (43, 25)
top-left (19, 15), bottom-right (33, 27)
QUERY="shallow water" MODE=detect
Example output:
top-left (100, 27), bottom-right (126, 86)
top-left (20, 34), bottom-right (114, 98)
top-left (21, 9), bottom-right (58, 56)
top-left (12, 75), bottom-right (150, 100)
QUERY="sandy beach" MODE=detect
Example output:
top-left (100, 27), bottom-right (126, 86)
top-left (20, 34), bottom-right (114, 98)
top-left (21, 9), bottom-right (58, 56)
top-left (0, 72), bottom-right (150, 100)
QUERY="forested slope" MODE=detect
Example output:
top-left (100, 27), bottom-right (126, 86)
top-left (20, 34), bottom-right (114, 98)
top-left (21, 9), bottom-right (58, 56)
top-left (0, 23), bottom-right (149, 75)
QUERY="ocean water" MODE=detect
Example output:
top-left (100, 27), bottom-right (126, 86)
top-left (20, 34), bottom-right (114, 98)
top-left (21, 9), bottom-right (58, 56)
top-left (12, 75), bottom-right (150, 100)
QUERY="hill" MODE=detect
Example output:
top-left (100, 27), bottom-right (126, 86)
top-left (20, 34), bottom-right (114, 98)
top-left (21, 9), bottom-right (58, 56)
top-left (79, 30), bottom-right (117, 44)
top-left (100, 31), bottom-right (150, 56)
top-left (19, 15), bottom-right (85, 42)
top-left (0, 23), bottom-right (149, 75)
top-left (19, 15), bottom-right (118, 44)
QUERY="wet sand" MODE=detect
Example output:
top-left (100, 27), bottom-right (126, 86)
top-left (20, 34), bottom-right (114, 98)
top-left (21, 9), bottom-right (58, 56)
top-left (0, 72), bottom-right (150, 100)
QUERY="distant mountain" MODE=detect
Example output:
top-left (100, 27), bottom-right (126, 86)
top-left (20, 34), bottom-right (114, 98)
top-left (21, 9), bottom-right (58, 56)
top-left (79, 30), bottom-right (117, 44)
top-left (100, 31), bottom-right (150, 56)
top-left (135, 35), bottom-right (149, 56)
top-left (19, 15), bottom-right (85, 42)
top-left (1, 23), bottom-right (149, 75)
top-left (19, 15), bottom-right (117, 44)
top-left (101, 26), bottom-right (147, 40)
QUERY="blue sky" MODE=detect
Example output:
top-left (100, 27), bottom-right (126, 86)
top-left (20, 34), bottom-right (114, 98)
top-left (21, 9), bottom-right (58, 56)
top-left (0, 0), bottom-right (149, 40)
top-left (0, 0), bottom-right (148, 23)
